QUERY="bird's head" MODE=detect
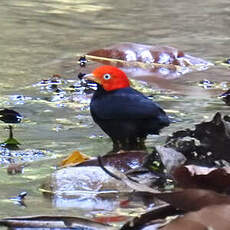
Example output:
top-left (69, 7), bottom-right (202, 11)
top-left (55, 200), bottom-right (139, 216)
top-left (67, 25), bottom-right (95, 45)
top-left (83, 65), bottom-right (130, 91)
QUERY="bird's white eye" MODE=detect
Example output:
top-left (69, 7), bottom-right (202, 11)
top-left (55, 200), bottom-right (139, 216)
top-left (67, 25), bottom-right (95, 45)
top-left (103, 74), bottom-right (111, 80)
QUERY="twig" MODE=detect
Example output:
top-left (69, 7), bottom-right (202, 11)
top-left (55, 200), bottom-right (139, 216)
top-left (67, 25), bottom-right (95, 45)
top-left (97, 156), bottom-right (122, 181)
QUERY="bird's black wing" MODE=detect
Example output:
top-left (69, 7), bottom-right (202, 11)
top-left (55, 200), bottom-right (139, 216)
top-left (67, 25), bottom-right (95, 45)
top-left (91, 88), bottom-right (168, 120)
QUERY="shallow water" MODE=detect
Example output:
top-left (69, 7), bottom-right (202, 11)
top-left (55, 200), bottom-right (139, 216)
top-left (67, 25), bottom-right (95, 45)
top-left (0, 0), bottom-right (230, 226)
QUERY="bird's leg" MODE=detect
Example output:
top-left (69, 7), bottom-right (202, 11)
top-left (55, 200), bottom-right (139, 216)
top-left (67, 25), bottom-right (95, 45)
top-left (138, 137), bottom-right (147, 150)
top-left (119, 139), bottom-right (128, 151)
top-left (128, 137), bottom-right (138, 150)
top-left (111, 139), bottom-right (121, 153)
top-left (110, 137), bottom-right (147, 152)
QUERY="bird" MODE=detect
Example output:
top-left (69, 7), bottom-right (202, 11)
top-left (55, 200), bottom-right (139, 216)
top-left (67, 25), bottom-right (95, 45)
top-left (83, 65), bottom-right (170, 152)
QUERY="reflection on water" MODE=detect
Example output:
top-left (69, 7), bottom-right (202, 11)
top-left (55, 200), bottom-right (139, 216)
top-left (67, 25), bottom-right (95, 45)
top-left (0, 0), bottom-right (230, 223)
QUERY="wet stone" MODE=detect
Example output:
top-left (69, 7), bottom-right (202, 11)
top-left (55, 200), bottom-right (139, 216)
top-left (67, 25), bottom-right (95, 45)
top-left (52, 166), bottom-right (131, 193)
top-left (49, 166), bottom-right (132, 210)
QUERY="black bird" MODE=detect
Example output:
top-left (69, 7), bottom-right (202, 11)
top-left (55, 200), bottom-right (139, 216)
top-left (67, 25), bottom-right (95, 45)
top-left (84, 65), bottom-right (170, 151)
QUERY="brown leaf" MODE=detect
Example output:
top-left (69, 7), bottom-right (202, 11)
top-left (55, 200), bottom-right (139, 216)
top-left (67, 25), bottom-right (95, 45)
top-left (121, 190), bottom-right (230, 230)
top-left (120, 204), bottom-right (178, 230)
top-left (161, 219), bottom-right (208, 230)
top-left (173, 165), bottom-right (230, 192)
top-left (161, 204), bottom-right (230, 230)
top-left (156, 189), bottom-right (230, 212)
top-left (78, 151), bottom-right (148, 172)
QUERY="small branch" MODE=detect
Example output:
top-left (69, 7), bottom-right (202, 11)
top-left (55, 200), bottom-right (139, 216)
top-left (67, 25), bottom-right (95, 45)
top-left (97, 156), bottom-right (122, 181)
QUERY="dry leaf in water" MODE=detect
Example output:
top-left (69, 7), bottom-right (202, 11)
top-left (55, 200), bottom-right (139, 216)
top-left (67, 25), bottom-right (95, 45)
top-left (60, 150), bottom-right (90, 167)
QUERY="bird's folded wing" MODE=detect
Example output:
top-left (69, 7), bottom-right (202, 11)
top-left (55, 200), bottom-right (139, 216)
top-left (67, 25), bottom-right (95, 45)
top-left (91, 93), bottom-right (165, 120)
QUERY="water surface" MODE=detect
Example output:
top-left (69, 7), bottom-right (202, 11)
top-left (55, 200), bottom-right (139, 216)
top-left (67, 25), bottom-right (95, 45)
top-left (0, 0), bottom-right (230, 224)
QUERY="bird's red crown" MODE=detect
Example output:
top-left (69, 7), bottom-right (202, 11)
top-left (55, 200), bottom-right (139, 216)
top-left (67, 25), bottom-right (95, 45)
top-left (84, 65), bottom-right (130, 91)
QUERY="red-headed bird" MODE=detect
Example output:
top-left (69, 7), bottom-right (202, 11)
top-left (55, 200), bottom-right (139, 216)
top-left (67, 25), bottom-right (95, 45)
top-left (84, 65), bottom-right (170, 151)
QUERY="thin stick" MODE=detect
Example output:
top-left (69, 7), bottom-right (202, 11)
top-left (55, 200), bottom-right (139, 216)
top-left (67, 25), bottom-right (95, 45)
top-left (85, 54), bottom-right (207, 71)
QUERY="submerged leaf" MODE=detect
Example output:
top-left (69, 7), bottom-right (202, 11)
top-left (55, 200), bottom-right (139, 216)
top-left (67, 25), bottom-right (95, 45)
top-left (86, 42), bottom-right (213, 79)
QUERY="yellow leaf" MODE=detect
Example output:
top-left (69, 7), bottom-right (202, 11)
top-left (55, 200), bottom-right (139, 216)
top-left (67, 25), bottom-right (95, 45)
top-left (60, 150), bottom-right (90, 167)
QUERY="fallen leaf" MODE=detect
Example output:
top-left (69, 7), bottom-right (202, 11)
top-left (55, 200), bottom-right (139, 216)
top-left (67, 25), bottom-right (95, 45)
top-left (161, 204), bottom-right (230, 230)
top-left (78, 151), bottom-right (148, 172)
top-left (120, 204), bottom-right (179, 230)
top-left (118, 174), bottom-right (230, 212)
top-left (173, 165), bottom-right (230, 193)
top-left (60, 150), bottom-right (90, 167)
top-left (166, 112), bottom-right (230, 162)
top-left (156, 189), bottom-right (230, 212)
top-left (121, 189), bottom-right (230, 230)
top-left (161, 218), bottom-right (208, 230)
